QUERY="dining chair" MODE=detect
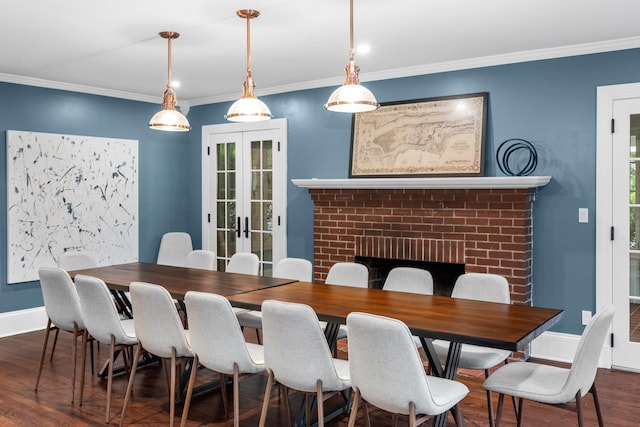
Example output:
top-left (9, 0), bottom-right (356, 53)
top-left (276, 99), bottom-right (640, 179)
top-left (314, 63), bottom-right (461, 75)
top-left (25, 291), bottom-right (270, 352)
top-left (75, 274), bottom-right (137, 424)
top-left (346, 312), bottom-right (469, 427)
top-left (323, 262), bottom-right (369, 345)
top-left (156, 232), bottom-right (193, 267)
top-left (236, 257), bottom-right (313, 340)
top-left (382, 266), bottom-right (433, 295)
top-left (259, 299), bottom-right (351, 427)
top-left (483, 304), bottom-right (615, 427)
top-left (431, 273), bottom-right (512, 427)
top-left (226, 252), bottom-right (260, 275)
top-left (184, 249), bottom-right (216, 270)
top-left (57, 251), bottom-right (98, 271)
top-left (119, 282), bottom-right (193, 427)
top-left (181, 291), bottom-right (266, 427)
top-left (35, 267), bottom-right (92, 404)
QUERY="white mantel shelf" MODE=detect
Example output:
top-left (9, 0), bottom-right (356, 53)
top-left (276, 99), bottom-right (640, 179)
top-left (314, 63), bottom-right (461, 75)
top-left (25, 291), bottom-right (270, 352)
top-left (292, 176), bottom-right (552, 190)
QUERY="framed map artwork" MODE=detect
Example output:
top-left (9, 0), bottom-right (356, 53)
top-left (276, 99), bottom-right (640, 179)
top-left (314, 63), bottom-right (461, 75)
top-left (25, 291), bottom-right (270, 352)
top-left (349, 92), bottom-right (488, 177)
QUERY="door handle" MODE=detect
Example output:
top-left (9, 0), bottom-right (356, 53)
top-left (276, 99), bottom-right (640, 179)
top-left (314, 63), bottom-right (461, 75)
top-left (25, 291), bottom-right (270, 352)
top-left (244, 216), bottom-right (249, 238)
top-left (237, 217), bottom-right (241, 238)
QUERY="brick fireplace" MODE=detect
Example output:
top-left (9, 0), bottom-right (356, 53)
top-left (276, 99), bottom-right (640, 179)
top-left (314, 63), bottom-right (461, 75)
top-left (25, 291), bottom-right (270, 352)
top-left (294, 176), bottom-right (551, 306)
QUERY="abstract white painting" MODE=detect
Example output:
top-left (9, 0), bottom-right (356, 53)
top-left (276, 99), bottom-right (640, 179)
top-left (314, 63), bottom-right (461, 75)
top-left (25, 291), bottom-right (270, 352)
top-left (6, 131), bottom-right (139, 283)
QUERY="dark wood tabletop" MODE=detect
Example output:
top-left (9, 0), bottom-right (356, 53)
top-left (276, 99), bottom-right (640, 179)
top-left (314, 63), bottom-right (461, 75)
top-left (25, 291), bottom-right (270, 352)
top-left (227, 281), bottom-right (564, 352)
top-left (68, 262), bottom-right (296, 299)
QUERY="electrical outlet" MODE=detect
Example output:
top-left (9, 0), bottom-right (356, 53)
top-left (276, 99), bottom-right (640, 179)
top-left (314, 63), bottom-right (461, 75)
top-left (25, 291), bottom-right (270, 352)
top-left (582, 310), bottom-right (592, 326)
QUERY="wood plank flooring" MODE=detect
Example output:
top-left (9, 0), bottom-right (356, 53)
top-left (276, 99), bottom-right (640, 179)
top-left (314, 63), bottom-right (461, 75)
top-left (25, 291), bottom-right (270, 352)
top-left (1, 328), bottom-right (639, 426)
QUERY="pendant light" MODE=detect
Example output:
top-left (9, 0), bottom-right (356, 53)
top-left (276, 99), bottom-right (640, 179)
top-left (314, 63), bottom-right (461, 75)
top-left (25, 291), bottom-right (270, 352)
top-left (225, 9), bottom-right (272, 122)
top-left (325, 0), bottom-right (378, 113)
top-left (149, 31), bottom-right (190, 132)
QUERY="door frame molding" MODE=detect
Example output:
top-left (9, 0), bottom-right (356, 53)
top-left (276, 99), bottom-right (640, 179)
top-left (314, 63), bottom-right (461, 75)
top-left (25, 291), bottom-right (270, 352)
top-left (596, 82), bottom-right (640, 368)
top-left (201, 118), bottom-right (288, 260)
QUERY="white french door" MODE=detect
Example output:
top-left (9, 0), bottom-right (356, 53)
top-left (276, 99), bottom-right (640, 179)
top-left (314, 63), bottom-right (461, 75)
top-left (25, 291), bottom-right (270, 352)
top-left (610, 97), bottom-right (640, 370)
top-left (202, 119), bottom-right (287, 276)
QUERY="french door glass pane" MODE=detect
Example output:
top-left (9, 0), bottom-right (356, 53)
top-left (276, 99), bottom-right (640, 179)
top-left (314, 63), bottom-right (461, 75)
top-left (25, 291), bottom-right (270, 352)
top-left (629, 114), bottom-right (640, 342)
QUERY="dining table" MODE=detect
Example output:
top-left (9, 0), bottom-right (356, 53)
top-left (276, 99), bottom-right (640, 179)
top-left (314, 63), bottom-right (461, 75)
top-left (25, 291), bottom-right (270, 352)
top-left (227, 280), bottom-right (564, 427)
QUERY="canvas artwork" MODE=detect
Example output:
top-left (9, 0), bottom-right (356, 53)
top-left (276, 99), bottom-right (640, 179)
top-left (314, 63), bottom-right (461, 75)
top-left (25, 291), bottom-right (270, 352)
top-left (6, 131), bottom-right (139, 283)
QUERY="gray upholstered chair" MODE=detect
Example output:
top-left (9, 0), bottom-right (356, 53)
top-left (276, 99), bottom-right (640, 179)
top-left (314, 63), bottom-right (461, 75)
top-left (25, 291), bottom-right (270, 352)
top-left (483, 305), bottom-right (615, 427)
top-left (156, 232), bottom-right (193, 267)
top-left (181, 291), bottom-right (265, 427)
top-left (75, 274), bottom-right (137, 424)
top-left (346, 312), bottom-right (469, 427)
top-left (236, 257), bottom-right (313, 337)
top-left (35, 267), bottom-right (90, 404)
top-left (184, 249), bottom-right (216, 270)
top-left (432, 272), bottom-right (512, 427)
top-left (259, 299), bottom-right (351, 427)
top-left (57, 251), bottom-right (98, 271)
top-left (382, 266), bottom-right (433, 295)
top-left (119, 282), bottom-right (193, 427)
top-left (325, 262), bottom-right (368, 288)
top-left (226, 252), bottom-right (260, 275)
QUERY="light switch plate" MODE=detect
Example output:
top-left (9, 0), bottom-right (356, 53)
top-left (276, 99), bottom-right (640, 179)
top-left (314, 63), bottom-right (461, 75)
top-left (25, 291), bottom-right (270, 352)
top-left (578, 208), bottom-right (589, 223)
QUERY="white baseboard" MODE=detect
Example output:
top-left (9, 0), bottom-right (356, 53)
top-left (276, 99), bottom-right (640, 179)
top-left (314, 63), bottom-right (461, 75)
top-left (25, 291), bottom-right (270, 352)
top-left (531, 331), bottom-right (612, 368)
top-left (0, 306), bottom-right (47, 338)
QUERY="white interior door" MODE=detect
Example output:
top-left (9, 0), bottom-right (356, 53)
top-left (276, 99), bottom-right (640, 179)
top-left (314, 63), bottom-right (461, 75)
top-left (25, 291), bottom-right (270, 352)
top-left (611, 98), bottom-right (640, 370)
top-left (202, 119), bottom-right (287, 276)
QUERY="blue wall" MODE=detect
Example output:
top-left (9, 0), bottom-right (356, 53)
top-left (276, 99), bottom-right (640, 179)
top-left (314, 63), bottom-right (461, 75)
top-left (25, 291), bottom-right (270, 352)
top-left (0, 82), bottom-right (191, 312)
top-left (3, 47), bottom-right (640, 335)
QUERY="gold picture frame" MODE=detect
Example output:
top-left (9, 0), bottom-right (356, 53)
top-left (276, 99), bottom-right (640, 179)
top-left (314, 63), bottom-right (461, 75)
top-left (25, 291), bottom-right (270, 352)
top-left (349, 92), bottom-right (488, 177)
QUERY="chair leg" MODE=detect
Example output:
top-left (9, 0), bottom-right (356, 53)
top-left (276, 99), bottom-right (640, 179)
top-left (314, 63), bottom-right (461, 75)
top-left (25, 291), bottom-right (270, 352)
top-left (119, 342), bottom-right (142, 427)
top-left (409, 402), bottom-right (416, 427)
top-left (35, 319), bottom-right (53, 392)
top-left (483, 369), bottom-right (496, 427)
top-left (105, 337), bottom-right (116, 424)
top-left (255, 328), bottom-right (262, 345)
top-left (495, 393), bottom-right (504, 427)
top-left (316, 380), bottom-right (324, 427)
top-left (70, 323), bottom-right (80, 404)
top-left (575, 391), bottom-right (584, 427)
top-left (180, 354), bottom-right (198, 427)
top-left (79, 329), bottom-right (88, 405)
top-left (590, 383), bottom-right (604, 427)
top-left (516, 398), bottom-right (524, 427)
top-left (305, 393), bottom-right (311, 427)
top-left (347, 387), bottom-right (360, 427)
top-left (50, 327), bottom-right (60, 361)
top-left (220, 372), bottom-right (229, 419)
top-left (281, 385), bottom-right (292, 427)
top-left (363, 402), bottom-right (371, 427)
top-left (258, 370), bottom-right (275, 427)
top-left (233, 363), bottom-right (240, 427)
top-left (170, 349), bottom-right (177, 427)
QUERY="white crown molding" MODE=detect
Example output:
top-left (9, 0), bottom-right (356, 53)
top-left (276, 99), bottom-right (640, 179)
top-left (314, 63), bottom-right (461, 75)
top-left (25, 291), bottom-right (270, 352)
top-left (3, 36), bottom-right (640, 106)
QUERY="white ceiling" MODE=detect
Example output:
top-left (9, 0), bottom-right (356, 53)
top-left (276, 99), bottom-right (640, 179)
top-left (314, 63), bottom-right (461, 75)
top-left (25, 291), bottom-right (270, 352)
top-left (2, 0), bottom-right (640, 107)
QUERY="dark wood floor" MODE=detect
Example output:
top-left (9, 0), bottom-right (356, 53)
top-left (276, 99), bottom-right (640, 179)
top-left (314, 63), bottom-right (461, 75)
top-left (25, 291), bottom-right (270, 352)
top-left (2, 328), bottom-right (639, 426)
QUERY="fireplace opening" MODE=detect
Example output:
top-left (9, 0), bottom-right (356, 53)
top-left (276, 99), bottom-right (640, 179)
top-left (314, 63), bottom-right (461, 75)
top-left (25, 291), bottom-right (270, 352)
top-left (355, 256), bottom-right (465, 296)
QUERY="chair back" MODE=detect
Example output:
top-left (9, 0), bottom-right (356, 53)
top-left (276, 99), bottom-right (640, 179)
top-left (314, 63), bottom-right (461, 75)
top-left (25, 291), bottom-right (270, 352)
top-left (325, 262), bottom-right (368, 287)
top-left (157, 232), bottom-right (193, 267)
top-left (347, 311), bottom-right (455, 415)
top-left (273, 257), bottom-right (312, 282)
top-left (75, 274), bottom-right (135, 345)
top-left (564, 305), bottom-right (615, 398)
top-left (184, 250), bottom-right (216, 270)
top-left (38, 267), bottom-right (85, 331)
top-left (262, 299), bottom-right (344, 392)
top-left (383, 267), bottom-right (433, 295)
top-left (57, 251), bottom-right (98, 271)
top-left (226, 252), bottom-right (260, 275)
top-left (184, 291), bottom-right (262, 375)
top-left (129, 282), bottom-right (192, 358)
top-left (451, 273), bottom-right (510, 303)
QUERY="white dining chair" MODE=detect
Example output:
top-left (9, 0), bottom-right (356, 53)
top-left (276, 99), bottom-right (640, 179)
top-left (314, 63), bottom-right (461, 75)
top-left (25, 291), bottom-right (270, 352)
top-left (75, 274), bottom-right (137, 424)
top-left (483, 305), bottom-right (615, 427)
top-left (347, 312), bottom-right (469, 427)
top-left (431, 273), bottom-right (511, 427)
top-left (382, 266), bottom-right (433, 295)
top-left (226, 252), bottom-right (260, 275)
top-left (119, 282), bottom-right (193, 427)
top-left (184, 249), bottom-right (216, 270)
top-left (181, 291), bottom-right (265, 427)
top-left (35, 267), bottom-right (91, 404)
top-left (259, 299), bottom-right (351, 427)
top-left (236, 257), bottom-right (313, 340)
top-left (156, 232), bottom-right (193, 267)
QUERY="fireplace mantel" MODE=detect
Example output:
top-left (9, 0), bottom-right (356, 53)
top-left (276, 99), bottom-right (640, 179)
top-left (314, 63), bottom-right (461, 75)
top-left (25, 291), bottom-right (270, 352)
top-left (292, 176), bottom-right (551, 190)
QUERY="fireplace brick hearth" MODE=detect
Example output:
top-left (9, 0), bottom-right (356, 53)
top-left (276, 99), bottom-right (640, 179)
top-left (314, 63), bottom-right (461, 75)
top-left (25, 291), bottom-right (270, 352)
top-left (307, 187), bottom-right (536, 305)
